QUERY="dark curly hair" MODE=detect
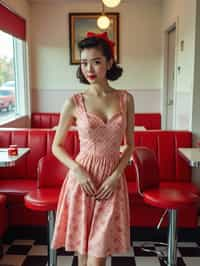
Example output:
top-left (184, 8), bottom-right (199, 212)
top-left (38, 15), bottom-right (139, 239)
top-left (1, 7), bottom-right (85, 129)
top-left (76, 36), bottom-right (123, 84)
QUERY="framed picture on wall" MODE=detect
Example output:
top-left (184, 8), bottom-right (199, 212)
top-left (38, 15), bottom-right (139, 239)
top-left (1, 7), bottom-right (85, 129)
top-left (69, 12), bottom-right (119, 65)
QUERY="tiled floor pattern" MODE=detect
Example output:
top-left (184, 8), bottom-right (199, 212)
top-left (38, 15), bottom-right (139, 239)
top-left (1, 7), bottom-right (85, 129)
top-left (0, 239), bottom-right (200, 266)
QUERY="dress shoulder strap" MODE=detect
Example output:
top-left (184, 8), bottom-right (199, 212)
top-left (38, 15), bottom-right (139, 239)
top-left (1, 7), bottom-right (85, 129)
top-left (72, 93), bottom-right (85, 112)
top-left (119, 90), bottom-right (128, 113)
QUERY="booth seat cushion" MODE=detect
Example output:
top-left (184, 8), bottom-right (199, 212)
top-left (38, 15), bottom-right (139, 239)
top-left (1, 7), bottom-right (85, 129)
top-left (0, 180), bottom-right (37, 203)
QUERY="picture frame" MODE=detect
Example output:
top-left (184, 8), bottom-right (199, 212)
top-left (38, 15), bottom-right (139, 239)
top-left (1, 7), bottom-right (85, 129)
top-left (69, 12), bottom-right (119, 65)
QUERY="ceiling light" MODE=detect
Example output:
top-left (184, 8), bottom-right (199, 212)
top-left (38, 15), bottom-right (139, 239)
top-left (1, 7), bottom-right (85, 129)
top-left (97, 2), bottom-right (110, 30)
top-left (102, 0), bottom-right (121, 8)
top-left (97, 15), bottom-right (110, 30)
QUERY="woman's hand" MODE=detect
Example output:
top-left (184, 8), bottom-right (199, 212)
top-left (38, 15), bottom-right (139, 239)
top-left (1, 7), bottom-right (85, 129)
top-left (72, 165), bottom-right (96, 196)
top-left (95, 174), bottom-right (120, 200)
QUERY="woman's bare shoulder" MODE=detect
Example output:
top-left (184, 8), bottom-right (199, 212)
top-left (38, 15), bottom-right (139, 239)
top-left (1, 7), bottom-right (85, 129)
top-left (61, 94), bottom-right (78, 116)
top-left (118, 89), bottom-right (134, 100)
top-left (61, 91), bottom-right (85, 116)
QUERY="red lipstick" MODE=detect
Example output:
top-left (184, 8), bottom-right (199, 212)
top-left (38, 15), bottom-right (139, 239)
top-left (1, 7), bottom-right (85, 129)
top-left (87, 74), bottom-right (96, 80)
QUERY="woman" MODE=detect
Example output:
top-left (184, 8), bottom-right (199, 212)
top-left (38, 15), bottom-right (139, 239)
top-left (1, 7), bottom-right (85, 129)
top-left (51, 31), bottom-right (134, 266)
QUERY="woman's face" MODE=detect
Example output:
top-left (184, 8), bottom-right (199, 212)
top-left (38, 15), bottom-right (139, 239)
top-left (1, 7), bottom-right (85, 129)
top-left (80, 47), bottom-right (111, 84)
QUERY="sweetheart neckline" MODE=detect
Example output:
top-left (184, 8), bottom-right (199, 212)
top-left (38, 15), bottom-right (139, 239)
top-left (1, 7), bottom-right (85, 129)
top-left (80, 92), bottom-right (123, 125)
top-left (86, 112), bottom-right (123, 125)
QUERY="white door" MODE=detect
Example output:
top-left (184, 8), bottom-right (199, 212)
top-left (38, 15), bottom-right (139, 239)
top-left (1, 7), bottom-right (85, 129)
top-left (166, 27), bottom-right (176, 129)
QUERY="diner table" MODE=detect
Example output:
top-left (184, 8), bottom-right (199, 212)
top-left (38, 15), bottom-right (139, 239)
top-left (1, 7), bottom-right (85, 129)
top-left (178, 147), bottom-right (200, 193)
top-left (134, 126), bottom-right (146, 131)
top-left (178, 148), bottom-right (200, 168)
top-left (0, 148), bottom-right (30, 167)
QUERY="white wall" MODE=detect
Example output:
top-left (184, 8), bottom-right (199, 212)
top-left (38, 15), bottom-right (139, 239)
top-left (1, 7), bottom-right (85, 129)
top-left (1, 0), bottom-right (30, 17)
top-left (161, 0), bottom-right (196, 130)
top-left (30, 0), bottom-right (162, 112)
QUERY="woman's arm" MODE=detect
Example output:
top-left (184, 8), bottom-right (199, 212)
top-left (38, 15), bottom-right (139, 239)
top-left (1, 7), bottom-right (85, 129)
top-left (112, 92), bottom-right (135, 179)
top-left (52, 97), bottom-right (79, 171)
top-left (53, 97), bottom-right (96, 195)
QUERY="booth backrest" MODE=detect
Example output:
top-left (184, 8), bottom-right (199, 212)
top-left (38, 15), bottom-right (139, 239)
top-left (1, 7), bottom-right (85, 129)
top-left (31, 113), bottom-right (60, 128)
top-left (125, 130), bottom-right (192, 183)
top-left (0, 129), bottom-right (191, 184)
top-left (134, 113), bottom-right (161, 129)
top-left (31, 112), bottom-right (161, 129)
top-left (0, 129), bottom-right (77, 180)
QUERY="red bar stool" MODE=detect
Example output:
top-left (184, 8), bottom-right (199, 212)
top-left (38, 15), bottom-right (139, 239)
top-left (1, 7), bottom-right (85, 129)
top-left (24, 154), bottom-right (67, 266)
top-left (0, 194), bottom-right (7, 258)
top-left (133, 147), bottom-right (200, 266)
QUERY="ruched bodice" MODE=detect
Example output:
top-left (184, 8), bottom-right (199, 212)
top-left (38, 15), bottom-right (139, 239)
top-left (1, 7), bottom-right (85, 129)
top-left (74, 91), bottom-right (127, 159)
top-left (51, 90), bottom-right (131, 257)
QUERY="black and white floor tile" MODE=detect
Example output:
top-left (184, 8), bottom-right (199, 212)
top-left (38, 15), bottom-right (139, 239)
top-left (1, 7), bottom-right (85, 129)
top-left (0, 227), bottom-right (200, 266)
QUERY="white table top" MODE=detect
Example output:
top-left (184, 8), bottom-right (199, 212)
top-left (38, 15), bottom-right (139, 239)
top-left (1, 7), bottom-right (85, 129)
top-left (135, 126), bottom-right (146, 131)
top-left (0, 148), bottom-right (30, 167)
top-left (178, 148), bottom-right (200, 168)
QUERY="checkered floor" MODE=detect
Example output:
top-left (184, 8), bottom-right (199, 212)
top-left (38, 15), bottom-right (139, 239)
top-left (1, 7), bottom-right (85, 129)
top-left (0, 228), bottom-right (200, 265)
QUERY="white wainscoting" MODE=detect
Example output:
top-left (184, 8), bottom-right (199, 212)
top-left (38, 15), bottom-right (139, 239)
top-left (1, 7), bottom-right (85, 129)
top-left (31, 88), bottom-right (161, 113)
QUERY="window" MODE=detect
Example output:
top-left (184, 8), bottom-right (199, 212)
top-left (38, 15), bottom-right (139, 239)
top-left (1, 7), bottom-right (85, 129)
top-left (0, 30), bottom-right (27, 123)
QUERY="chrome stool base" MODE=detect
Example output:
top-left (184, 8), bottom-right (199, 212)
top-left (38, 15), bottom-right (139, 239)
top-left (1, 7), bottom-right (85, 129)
top-left (140, 209), bottom-right (178, 266)
top-left (48, 211), bottom-right (57, 266)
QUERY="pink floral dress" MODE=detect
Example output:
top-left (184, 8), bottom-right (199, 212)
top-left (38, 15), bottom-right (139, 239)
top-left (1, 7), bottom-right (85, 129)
top-left (51, 89), bottom-right (131, 258)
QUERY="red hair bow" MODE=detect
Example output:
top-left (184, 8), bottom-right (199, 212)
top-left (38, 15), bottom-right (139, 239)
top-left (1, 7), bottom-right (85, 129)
top-left (86, 31), bottom-right (115, 58)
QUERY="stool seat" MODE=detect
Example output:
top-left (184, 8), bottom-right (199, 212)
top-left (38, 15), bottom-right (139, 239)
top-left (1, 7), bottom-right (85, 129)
top-left (24, 189), bottom-right (60, 211)
top-left (161, 182), bottom-right (200, 195)
top-left (144, 188), bottom-right (199, 209)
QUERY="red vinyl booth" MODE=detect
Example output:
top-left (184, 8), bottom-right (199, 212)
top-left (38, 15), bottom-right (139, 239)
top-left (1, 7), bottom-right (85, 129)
top-left (0, 128), bottom-right (199, 234)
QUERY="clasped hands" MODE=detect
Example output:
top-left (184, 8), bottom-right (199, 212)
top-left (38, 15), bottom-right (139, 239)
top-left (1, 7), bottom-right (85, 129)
top-left (73, 165), bottom-right (120, 200)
